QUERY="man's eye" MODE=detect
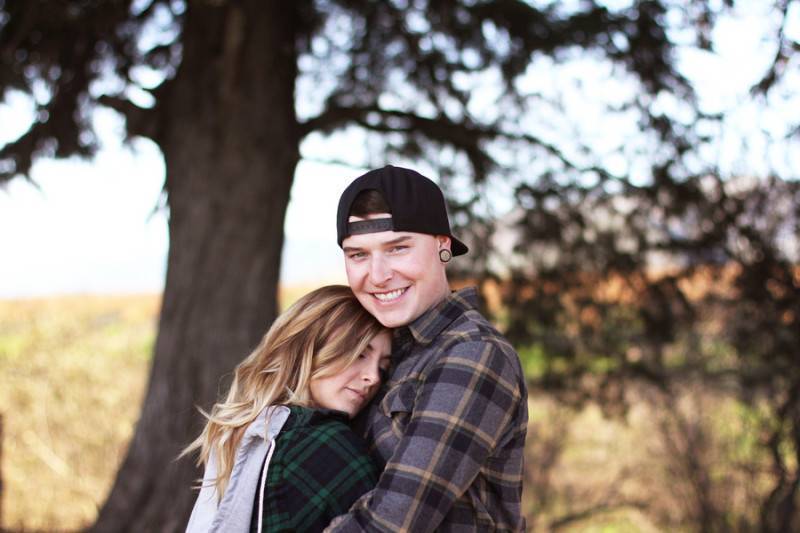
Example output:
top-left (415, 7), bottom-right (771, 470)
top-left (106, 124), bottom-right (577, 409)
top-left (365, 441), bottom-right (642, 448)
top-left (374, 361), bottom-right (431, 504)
top-left (348, 252), bottom-right (366, 260)
top-left (389, 245), bottom-right (408, 253)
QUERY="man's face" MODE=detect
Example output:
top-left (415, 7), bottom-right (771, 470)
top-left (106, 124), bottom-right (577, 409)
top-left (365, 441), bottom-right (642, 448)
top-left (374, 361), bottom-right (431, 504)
top-left (343, 215), bottom-right (451, 328)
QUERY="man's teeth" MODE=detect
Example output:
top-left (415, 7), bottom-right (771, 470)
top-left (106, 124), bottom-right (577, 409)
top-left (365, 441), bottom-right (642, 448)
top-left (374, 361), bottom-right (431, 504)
top-left (374, 288), bottom-right (404, 302)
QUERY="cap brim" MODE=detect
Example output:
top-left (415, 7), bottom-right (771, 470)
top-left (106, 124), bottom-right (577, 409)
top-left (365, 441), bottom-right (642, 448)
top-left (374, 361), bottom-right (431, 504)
top-left (451, 237), bottom-right (469, 256)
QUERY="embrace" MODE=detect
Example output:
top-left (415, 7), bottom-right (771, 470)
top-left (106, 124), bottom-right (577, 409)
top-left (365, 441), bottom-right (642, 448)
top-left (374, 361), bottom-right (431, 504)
top-left (183, 166), bottom-right (529, 532)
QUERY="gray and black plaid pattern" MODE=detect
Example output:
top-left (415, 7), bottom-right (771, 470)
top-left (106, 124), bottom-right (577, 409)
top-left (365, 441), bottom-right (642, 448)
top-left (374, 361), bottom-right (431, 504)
top-left (330, 287), bottom-right (528, 532)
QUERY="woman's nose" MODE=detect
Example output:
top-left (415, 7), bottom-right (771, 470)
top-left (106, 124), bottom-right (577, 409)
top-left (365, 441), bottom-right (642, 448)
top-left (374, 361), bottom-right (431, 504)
top-left (362, 362), bottom-right (380, 384)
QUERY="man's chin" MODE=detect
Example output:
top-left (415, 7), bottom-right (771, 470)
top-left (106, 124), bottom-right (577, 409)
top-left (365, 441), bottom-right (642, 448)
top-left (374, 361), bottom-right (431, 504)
top-left (373, 309), bottom-right (412, 328)
top-left (356, 295), bottom-right (405, 326)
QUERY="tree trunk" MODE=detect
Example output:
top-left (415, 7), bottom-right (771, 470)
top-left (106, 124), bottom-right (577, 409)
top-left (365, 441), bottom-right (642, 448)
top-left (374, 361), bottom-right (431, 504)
top-left (760, 382), bottom-right (800, 533)
top-left (92, 3), bottom-right (301, 531)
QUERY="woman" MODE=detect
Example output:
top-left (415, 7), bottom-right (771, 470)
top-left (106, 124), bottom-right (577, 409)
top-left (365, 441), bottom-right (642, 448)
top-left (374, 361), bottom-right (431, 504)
top-left (183, 285), bottom-right (392, 533)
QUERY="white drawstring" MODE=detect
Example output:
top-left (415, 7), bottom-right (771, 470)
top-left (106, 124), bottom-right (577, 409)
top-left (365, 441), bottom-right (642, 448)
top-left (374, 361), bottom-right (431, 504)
top-left (256, 437), bottom-right (276, 533)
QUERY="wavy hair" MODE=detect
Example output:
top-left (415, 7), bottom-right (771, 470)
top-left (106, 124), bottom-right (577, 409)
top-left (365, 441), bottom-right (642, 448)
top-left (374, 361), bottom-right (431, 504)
top-left (181, 285), bottom-right (387, 498)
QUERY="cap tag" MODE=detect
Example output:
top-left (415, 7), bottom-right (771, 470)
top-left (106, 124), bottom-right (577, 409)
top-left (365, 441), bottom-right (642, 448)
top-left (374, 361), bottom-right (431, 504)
top-left (347, 218), bottom-right (395, 235)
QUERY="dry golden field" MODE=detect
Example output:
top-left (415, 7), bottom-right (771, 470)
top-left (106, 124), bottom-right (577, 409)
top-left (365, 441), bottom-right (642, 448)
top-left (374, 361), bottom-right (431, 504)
top-left (0, 289), bottom-right (766, 531)
top-left (1, 294), bottom-right (157, 531)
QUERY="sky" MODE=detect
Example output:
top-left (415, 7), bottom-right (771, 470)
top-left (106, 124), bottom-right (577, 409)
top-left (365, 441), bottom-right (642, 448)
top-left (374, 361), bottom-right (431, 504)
top-left (0, 2), bottom-right (797, 298)
top-left (0, 121), bottom-right (358, 296)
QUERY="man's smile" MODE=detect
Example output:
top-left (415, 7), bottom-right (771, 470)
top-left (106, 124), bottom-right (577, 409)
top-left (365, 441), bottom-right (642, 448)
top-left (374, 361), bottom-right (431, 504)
top-left (372, 287), bottom-right (409, 302)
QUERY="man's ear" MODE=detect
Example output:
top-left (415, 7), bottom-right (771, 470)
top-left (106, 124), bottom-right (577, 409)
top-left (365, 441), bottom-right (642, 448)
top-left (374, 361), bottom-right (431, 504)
top-left (436, 235), bottom-right (452, 251)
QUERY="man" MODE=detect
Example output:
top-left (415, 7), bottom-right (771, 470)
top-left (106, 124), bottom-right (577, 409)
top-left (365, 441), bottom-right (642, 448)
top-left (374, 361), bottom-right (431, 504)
top-left (326, 165), bottom-right (528, 532)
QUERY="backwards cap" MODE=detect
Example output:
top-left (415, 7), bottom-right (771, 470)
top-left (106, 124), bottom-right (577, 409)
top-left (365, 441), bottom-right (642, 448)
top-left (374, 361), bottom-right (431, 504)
top-left (336, 165), bottom-right (468, 256)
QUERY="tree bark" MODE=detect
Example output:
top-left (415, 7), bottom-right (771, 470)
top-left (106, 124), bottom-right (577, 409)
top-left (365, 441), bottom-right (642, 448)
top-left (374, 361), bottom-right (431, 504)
top-left (760, 382), bottom-right (800, 533)
top-left (92, 3), bottom-right (301, 531)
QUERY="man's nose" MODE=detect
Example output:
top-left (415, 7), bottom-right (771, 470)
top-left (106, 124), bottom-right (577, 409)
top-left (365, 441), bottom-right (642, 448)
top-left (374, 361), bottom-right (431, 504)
top-left (368, 255), bottom-right (392, 285)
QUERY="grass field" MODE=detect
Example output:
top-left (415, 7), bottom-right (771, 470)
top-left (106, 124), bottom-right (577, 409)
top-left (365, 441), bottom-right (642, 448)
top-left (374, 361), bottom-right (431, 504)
top-left (0, 292), bottom-right (766, 531)
top-left (1, 294), bottom-right (157, 530)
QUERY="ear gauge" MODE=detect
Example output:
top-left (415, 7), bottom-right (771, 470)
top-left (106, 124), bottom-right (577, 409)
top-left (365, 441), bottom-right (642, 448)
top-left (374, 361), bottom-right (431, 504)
top-left (439, 249), bottom-right (452, 263)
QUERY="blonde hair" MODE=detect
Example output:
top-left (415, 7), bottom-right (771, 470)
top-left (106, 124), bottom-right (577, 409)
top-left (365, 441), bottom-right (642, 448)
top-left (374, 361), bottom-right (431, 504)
top-left (181, 285), bottom-right (387, 498)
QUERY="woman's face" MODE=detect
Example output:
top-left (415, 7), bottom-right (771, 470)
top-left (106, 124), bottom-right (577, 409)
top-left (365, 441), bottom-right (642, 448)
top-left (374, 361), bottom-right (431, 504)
top-left (309, 330), bottom-right (392, 418)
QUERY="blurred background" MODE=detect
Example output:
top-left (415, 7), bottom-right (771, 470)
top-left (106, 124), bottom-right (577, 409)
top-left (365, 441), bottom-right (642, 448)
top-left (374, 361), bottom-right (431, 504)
top-left (1, 1), bottom-right (798, 531)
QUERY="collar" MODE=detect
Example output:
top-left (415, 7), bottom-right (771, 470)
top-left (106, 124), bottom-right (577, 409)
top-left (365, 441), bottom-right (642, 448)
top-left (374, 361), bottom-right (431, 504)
top-left (398, 286), bottom-right (480, 347)
top-left (282, 405), bottom-right (350, 432)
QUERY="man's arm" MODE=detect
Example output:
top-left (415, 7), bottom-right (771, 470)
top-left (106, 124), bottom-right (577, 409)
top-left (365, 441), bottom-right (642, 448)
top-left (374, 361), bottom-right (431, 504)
top-left (326, 340), bottom-right (523, 532)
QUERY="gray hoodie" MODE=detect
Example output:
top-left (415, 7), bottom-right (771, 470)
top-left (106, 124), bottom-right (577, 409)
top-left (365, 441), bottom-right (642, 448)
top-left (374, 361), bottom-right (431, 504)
top-left (185, 405), bottom-right (291, 533)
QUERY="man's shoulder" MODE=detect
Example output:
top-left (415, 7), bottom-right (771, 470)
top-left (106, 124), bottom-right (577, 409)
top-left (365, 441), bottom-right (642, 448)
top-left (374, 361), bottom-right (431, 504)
top-left (407, 287), bottom-right (525, 390)
top-left (441, 306), bottom-right (518, 358)
top-left (422, 308), bottom-right (525, 398)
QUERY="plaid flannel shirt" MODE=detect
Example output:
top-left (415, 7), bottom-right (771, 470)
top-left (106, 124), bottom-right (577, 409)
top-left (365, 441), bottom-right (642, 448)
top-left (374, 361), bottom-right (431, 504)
top-left (251, 406), bottom-right (379, 532)
top-left (328, 287), bottom-right (528, 532)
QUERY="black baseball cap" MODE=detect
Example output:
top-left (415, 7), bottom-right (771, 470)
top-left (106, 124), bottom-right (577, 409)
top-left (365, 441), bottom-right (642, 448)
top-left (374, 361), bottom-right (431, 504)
top-left (336, 165), bottom-right (469, 256)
